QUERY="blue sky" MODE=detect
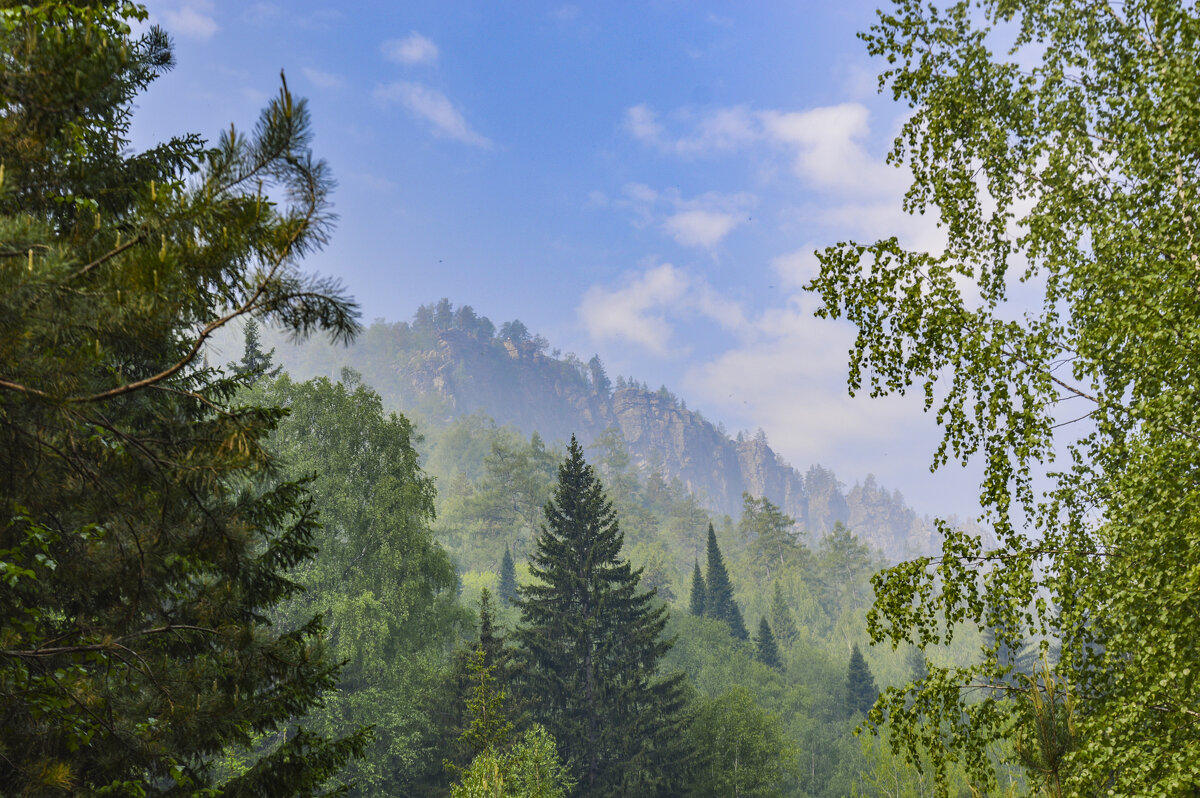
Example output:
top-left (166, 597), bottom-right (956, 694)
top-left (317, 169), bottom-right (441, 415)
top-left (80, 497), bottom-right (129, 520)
top-left (133, 1), bottom-right (985, 519)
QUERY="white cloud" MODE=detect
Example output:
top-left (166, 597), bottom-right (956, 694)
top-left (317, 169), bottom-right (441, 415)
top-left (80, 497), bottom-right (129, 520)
top-left (579, 263), bottom-right (749, 355)
top-left (162, 1), bottom-right (218, 40)
top-left (615, 185), bottom-right (754, 249)
top-left (302, 67), bottom-right (342, 89)
top-left (382, 32), bottom-right (439, 65)
top-left (580, 264), bottom-right (689, 355)
top-left (770, 248), bottom-right (821, 289)
top-left (624, 101), bottom-right (909, 197)
top-left (682, 297), bottom-right (926, 454)
top-left (374, 81), bottom-right (492, 148)
top-left (663, 210), bottom-right (738, 248)
top-left (625, 105), bottom-right (665, 144)
top-left (625, 105), bottom-right (757, 156)
top-left (760, 104), bottom-right (905, 197)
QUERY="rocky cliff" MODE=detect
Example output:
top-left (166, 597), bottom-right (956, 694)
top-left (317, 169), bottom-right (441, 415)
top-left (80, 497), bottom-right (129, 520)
top-left (261, 301), bottom-right (939, 560)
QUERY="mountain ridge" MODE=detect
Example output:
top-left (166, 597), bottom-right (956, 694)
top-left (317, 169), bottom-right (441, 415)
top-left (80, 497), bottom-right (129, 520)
top-left (258, 300), bottom-right (941, 559)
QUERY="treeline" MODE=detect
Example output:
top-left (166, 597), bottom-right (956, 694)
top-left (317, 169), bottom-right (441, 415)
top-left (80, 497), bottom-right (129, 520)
top-left (225, 314), bottom-right (984, 792)
top-left (0, 6), bottom-right (1040, 797)
top-left (233, 325), bottom-right (983, 796)
top-left (420, 407), bottom-right (976, 796)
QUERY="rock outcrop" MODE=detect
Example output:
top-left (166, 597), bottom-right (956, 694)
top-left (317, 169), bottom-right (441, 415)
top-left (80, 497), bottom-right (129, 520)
top-left (261, 303), bottom-right (939, 559)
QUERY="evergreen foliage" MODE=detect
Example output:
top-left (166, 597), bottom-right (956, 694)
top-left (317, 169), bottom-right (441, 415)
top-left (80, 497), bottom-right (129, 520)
top-left (514, 438), bottom-right (687, 795)
top-left (233, 318), bottom-right (280, 384)
top-left (703, 523), bottom-right (749, 640)
top-left (499, 546), bottom-right (519, 607)
top-left (459, 646), bottom-right (514, 762)
top-left (451, 725), bottom-right (574, 798)
top-left (0, 4), bottom-right (363, 793)
top-left (769, 581), bottom-right (799, 646)
top-left (906, 646), bottom-right (929, 684)
top-left (845, 645), bottom-right (878, 717)
top-left (982, 616), bottom-right (1038, 686)
top-left (439, 589), bottom-right (519, 787)
top-left (688, 561), bottom-right (707, 617)
top-left (754, 618), bottom-right (783, 671)
top-left (741, 493), bottom-right (804, 584)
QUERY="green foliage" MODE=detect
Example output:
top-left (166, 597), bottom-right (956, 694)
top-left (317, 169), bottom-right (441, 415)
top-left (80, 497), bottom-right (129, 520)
top-left (741, 493), bottom-right (806, 586)
top-left (0, 3), bottom-right (364, 794)
top-left (769, 582), bottom-right (798, 647)
top-left (435, 422), bottom-right (558, 568)
top-left (845, 645), bottom-right (878, 718)
top-left (254, 373), bottom-right (464, 794)
top-left (459, 645), bottom-right (514, 761)
top-left (514, 438), bottom-right (688, 796)
top-left (755, 618), bottom-right (783, 672)
top-left (451, 725), bottom-right (574, 798)
top-left (704, 524), bottom-right (749, 640)
top-left (233, 319), bottom-right (280, 384)
top-left (689, 561), bottom-right (707, 617)
top-left (499, 547), bottom-right (519, 607)
top-left (1012, 660), bottom-right (1077, 798)
top-left (685, 687), bottom-right (796, 798)
top-left (808, 0), bottom-right (1200, 793)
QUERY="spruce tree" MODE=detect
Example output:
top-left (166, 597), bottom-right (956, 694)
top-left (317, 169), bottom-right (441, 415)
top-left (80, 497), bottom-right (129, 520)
top-left (440, 588), bottom-right (518, 784)
top-left (233, 318), bottom-right (280, 384)
top-left (498, 545), bottom-right (519, 607)
top-left (906, 645), bottom-right (929, 683)
top-left (689, 560), bottom-right (707, 617)
top-left (515, 438), bottom-right (687, 796)
top-left (769, 581), bottom-right (799, 646)
top-left (846, 644), bottom-right (879, 717)
top-left (703, 523), bottom-right (749, 640)
top-left (755, 618), bottom-right (783, 671)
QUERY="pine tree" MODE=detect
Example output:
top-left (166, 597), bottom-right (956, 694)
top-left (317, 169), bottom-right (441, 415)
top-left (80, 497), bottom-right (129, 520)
top-left (703, 523), bottom-right (749, 640)
top-left (515, 437), bottom-right (687, 796)
top-left (0, 6), bottom-right (365, 793)
top-left (846, 644), bottom-right (879, 717)
top-left (440, 589), bottom-right (518, 784)
top-left (499, 545), bottom-right (519, 607)
top-left (689, 560), bottom-right (707, 617)
top-left (233, 318), bottom-right (280, 384)
top-left (755, 618), bottom-right (783, 671)
top-left (769, 581), bottom-right (799, 646)
top-left (458, 646), bottom-right (514, 762)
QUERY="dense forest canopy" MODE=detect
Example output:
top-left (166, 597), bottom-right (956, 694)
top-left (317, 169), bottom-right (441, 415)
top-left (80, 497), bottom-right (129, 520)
top-left (6, 1), bottom-right (1200, 797)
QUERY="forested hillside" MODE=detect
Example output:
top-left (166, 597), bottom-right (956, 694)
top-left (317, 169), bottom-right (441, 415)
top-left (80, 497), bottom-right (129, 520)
top-left (12, 3), bottom-right (1198, 797)
top-left (219, 320), bottom-right (986, 796)
top-left (256, 300), bottom-right (945, 560)
top-left (243, 357), bottom-right (982, 797)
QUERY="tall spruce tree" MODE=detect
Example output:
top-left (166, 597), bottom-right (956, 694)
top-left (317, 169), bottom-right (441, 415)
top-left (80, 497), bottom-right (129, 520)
top-left (515, 438), bottom-right (687, 796)
top-left (703, 523), bottom-right (749, 640)
top-left (846, 644), bottom-right (879, 717)
top-left (498, 545), bottom-right (519, 607)
top-left (755, 618), bottom-right (783, 671)
top-left (769, 581), bottom-right (799, 647)
top-left (689, 560), bottom-right (707, 617)
top-left (0, 4), bottom-right (363, 794)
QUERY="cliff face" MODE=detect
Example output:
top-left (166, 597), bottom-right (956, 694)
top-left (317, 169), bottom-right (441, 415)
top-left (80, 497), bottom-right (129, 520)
top-left (264, 310), bottom-right (938, 560)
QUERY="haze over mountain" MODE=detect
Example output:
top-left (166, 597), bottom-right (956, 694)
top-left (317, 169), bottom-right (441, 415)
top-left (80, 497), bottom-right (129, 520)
top-left (257, 300), bottom-right (946, 559)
